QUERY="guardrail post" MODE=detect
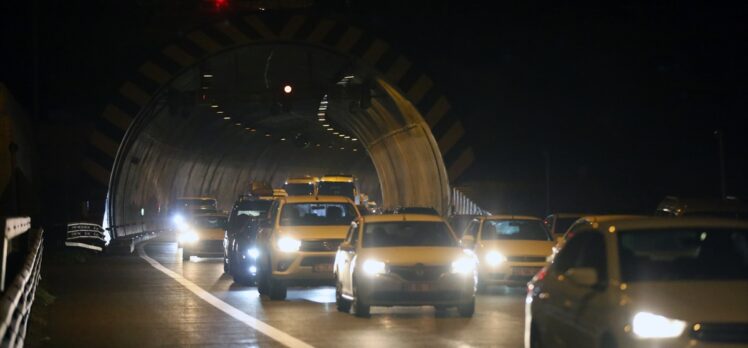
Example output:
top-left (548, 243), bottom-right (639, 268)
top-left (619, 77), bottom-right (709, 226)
top-left (0, 236), bottom-right (6, 292)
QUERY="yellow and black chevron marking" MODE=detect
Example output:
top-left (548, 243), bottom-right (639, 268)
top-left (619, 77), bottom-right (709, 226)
top-left (85, 14), bottom-right (475, 188)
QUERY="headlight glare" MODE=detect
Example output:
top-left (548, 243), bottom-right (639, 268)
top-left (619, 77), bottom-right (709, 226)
top-left (452, 257), bottom-right (477, 274)
top-left (632, 312), bottom-right (686, 339)
top-left (277, 237), bottom-right (301, 252)
top-left (362, 259), bottom-right (386, 275)
top-left (486, 251), bottom-right (507, 266)
top-left (178, 229), bottom-right (199, 244)
top-left (248, 247), bottom-right (260, 259)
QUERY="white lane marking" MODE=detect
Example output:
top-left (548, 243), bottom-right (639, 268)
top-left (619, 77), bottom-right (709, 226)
top-left (137, 244), bottom-right (315, 348)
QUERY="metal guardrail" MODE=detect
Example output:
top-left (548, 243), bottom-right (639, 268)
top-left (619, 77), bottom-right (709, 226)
top-left (0, 217), bottom-right (43, 348)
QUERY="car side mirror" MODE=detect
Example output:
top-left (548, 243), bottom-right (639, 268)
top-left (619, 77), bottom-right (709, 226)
top-left (461, 235), bottom-right (475, 248)
top-left (565, 267), bottom-right (599, 288)
top-left (555, 235), bottom-right (565, 244)
top-left (339, 242), bottom-right (354, 252)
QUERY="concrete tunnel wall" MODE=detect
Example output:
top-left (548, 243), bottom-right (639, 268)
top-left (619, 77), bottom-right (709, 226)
top-left (84, 16), bottom-right (475, 237)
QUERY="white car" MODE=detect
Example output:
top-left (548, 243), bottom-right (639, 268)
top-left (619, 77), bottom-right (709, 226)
top-left (461, 215), bottom-right (555, 291)
top-left (334, 214), bottom-right (477, 317)
top-left (525, 217), bottom-right (748, 348)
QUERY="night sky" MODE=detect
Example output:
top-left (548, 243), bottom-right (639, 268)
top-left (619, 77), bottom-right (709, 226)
top-left (2, 0), bottom-right (747, 218)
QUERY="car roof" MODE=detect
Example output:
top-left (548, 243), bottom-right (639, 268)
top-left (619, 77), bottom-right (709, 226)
top-left (176, 196), bottom-right (217, 200)
top-left (285, 177), bottom-right (319, 184)
top-left (550, 213), bottom-right (587, 218)
top-left (319, 175), bottom-right (355, 182)
top-left (281, 195), bottom-right (354, 204)
top-left (598, 217), bottom-right (748, 231)
top-left (575, 214), bottom-right (647, 224)
top-left (481, 215), bottom-right (542, 221)
top-left (363, 214), bottom-right (446, 223)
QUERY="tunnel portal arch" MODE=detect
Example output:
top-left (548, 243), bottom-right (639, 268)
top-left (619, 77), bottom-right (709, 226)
top-left (83, 14), bottom-right (475, 237)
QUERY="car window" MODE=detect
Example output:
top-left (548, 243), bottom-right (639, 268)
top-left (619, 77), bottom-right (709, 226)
top-left (362, 221), bottom-right (457, 248)
top-left (350, 224), bottom-right (361, 245)
top-left (464, 220), bottom-right (480, 238)
top-left (279, 203), bottom-right (357, 226)
top-left (551, 232), bottom-right (592, 275)
top-left (481, 220), bottom-right (551, 241)
top-left (577, 233), bottom-right (607, 280)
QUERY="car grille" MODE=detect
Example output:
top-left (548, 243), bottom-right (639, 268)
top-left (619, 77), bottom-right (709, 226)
top-left (370, 291), bottom-right (461, 302)
top-left (389, 265), bottom-right (449, 281)
top-left (300, 239), bottom-right (343, 252)
top-left (506, 256), bottom-right (547, 262)
top-left (690, 323), bottom-right (748, 343)
top-left (300, 256), bottom-right (335, 266)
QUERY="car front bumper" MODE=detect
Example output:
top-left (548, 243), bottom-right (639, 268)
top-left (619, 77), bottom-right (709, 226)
top-left (356, 272), bottom-right (475, 307)
top-left (271, 251), bottom-right (337, 285)
top-left (479, 261), bottom-right (545, 286)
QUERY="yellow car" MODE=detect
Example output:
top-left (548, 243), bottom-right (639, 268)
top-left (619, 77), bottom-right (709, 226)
top-left (283, 176), bottom-right (319, 196)
top-left (335, 214), bottom-right (477, 317)
top-left (255, 195), bottom-right (361, 300)
top-left (461, 215), bottom-right (554, 291)
top-left (177, 213), bottom-right (228, 261)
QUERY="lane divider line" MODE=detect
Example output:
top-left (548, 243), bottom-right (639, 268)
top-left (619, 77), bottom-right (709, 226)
top-left (137, 244), bottom-right (315, 348)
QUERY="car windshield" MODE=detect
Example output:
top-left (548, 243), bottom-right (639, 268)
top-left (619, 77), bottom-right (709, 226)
top-left (233, 200), bottom-right (272, 218)
top-left (279, 203), bottom-right (357, 226)
top-left (176, 199), bottom-right (217, 210)
top-left (554, 217), bottom-right (579, 234)
top-left (362, 221), bottom-right (457, 247)
top-left (482, 220), bottom-right (551, 241)
top-left (192, 216), bottom-right (227, 229)
top-left (619, 228), bottom-right (748, 282)
top-left (318, 182), bottom-right (355, 199)
top-left (284, 183), bottom-right (315, 196)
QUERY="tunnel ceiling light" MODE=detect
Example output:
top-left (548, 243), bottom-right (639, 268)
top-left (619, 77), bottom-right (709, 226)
top-left (344, 136), bottom-right (350, 139)
top-left (280, 137), bottom-right (286, 141)
top-left (216, 111), bottom-right (224, 114)
top-left (333, 132), bottom-right (339, 135)
top-left (328, 145), bottom-right (333, 148)
top-left (223, 116), bottom-right (231, 120)
top-left (235, 122), bottom-right (242, 126)
top-left (203, 74), bottom-right (213, 78)
top-left (283, 85), bottom-right (293, 94)
top-left (351, 138), bottom-right (358, 141)
top-left (318, 118), bottom-right (325, 122)
top-left (211, 104), bottom-right (219, 108)
top-left (353, 148), bottom-right (358, 152)
top-left (327, 128), bottom-right (334, 131)
top-left (340, 147), bottom-right (345, 150)
top-left (315, 143), bottom-right (320, 147)
top-left (322, 124), bottom-right (330, 127)
top-left (339, 134), bottom-right (345, 138)
top-left (265, 133), bottom-right (271, 137)
top-left (317, 112), bottom-right (325, 116)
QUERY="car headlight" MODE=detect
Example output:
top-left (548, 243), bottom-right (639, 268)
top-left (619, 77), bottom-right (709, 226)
top-left (485, 251), bottom-right (507, 266)
top-left (362, 259), bottom-right (387, 275)
top-left (248, 247), bottom-right (260, 259)
top-left (632, 312), bottom-right (687, 339)
top-left (178, 229), bottom-right (199, 244)
top-left (277, 237), bottom-right (301, 253)
top-left (452, 256), bottom-right (477, 274)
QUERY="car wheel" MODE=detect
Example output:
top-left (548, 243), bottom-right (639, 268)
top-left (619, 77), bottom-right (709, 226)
top-left (223, 255), bottom-right (230, 274)
top-left (457, 298), bottom-right (475, 318)
top-left (335, 280), bottom-right (351, 313)
top-left (182, 250), bottom-right (190, 261)
top-left (268, 278), bottom-right (287, 300)
top-left (257, 256), bottom-right (270, 296)
top-left (352, 276), bottom-right (370, 317)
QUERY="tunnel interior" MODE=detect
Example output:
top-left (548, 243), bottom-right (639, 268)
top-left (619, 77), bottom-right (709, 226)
top-left (107, 42), bottom-right (449, 235)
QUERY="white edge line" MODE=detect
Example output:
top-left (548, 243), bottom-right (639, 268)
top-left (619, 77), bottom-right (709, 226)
top-left (137, 244), bottom-right (314, 348)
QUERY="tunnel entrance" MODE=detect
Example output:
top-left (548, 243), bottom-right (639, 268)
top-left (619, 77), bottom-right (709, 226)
top-left (86, 16), bottom-right (474, 237)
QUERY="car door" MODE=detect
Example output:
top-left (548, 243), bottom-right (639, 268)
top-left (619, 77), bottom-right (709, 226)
top-left (338, 222), bottom-right (360, 296)
top-left (563, 233), bottom-right (610, 348)
top-left (536, 231), bottom-right (588, 348)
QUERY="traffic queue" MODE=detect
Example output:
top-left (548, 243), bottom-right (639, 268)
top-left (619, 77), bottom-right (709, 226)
top-left (170, 177), bottom-right (748, 347)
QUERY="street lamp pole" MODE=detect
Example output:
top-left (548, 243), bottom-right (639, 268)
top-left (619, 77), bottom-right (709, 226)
top-left (714, 130), bottom-right (726, 199)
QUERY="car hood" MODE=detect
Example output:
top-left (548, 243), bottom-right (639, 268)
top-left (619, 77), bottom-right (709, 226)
top-left (625, 281), bottom-right (748, 322)
top-left (477, 240), bottom-right (554, 257)
top-left (277, 225), bottom-right (350, 240)
top-left (358, 247), bottom-right (467, 266)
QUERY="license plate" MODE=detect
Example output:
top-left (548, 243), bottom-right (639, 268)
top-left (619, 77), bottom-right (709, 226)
top-left (512, 267), bottom-right (541, 277)
top-left (312, 263), bottom-right (333, 273)
top-left (405, 282), bottom-right (431, 292)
